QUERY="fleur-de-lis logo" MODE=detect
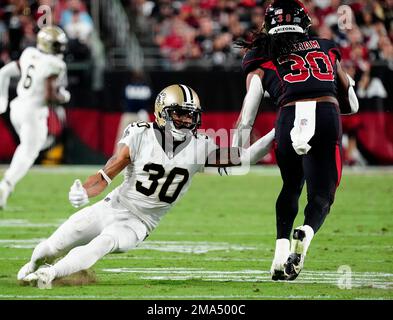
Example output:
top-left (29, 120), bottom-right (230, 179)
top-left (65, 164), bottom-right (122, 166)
top-left (156, 92), bottom-right (166, 107)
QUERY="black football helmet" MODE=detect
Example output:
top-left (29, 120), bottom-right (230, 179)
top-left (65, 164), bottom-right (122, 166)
top-left (264, 0), bottom-right (311, 35)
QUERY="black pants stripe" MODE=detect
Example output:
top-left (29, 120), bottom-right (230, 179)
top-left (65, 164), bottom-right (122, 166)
top-left (274, 102), bottom-right (343, 239)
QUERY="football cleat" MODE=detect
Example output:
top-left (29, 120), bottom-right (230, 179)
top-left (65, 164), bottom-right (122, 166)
top-left (284, 228), bottom-right (306, 280)
top-left (35, 266), bottom-right (56, 289)
top-left (271, 268), bottom-right (286, 281)
top-left (22, 272), bottom-right (39, 284)
top-left (17, 261), bottom-right (37, 281)
top-left (284, 253), bottom-right (304, 280)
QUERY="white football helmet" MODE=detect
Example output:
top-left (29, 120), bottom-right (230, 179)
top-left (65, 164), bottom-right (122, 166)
top-left (37, 26), bottom-right (68, 57)
top-left (154, 84), bottom-right (202, 141)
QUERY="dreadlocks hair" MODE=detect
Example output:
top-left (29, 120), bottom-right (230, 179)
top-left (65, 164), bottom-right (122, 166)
top-left (235, 29), bottom-right (308, 60)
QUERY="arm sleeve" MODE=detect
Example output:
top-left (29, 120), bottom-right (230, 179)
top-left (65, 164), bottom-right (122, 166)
top-left (232, 73), bottom-right (264, 148)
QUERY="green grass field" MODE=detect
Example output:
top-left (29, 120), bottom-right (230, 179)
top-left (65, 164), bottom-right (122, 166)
top-left (0, 166), bottom-right (392, 300)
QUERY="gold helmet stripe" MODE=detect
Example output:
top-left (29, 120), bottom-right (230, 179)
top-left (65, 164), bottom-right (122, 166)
top-left (179, 84), bottom-right (194, 104)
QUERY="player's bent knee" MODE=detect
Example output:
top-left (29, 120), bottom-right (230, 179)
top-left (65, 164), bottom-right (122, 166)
top-left (101, 226), bottom-right (141, 253)
top-left (18, 144), bottom-right (41, 162)
top-left (308, 193), bottom-right (334, 211)
top-left (91, 234), bottom-right (117, 256)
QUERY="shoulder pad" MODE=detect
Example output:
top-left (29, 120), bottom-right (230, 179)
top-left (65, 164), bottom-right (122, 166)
top-left (130, 121), bottom-right (151, 129)
top-left (316, 38), bottom-right (342, 62)
top-left (119, 121), bottom-right (151, 142)
top-left (242, 48), bottom-right (269, 75)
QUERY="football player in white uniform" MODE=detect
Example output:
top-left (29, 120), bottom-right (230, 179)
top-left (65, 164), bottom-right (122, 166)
top-left (0, 26), bottom-right (70, 209)
top-left (17, 84), bottom-right (275, 288)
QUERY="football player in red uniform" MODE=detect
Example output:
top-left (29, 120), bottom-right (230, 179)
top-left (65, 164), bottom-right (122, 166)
top-left (232, 0), bottom-right (359, 280)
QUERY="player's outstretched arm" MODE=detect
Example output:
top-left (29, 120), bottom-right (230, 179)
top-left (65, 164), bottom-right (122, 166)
top-left (336, 61), bottom-right (359, 115)
top-left (232, 69), bottom-right (265, 148)
top-left (205, 128), bottom-right (275, 168)
top-left (0, 61), bottom-right (20, 113)
top-left (69, 144), bottom-right (131, 207)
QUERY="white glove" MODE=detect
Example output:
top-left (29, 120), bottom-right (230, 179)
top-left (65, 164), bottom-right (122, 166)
top-left (58, 87), bottom-right (71, 104)
top-left (69, 179), bottom-right (89, 208)
top-left (0, 97), bottom-right (8, 114)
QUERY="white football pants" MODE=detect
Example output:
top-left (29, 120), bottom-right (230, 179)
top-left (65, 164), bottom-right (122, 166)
top-left (29, 191), bottom-right (148, 278)
top-left (3, 103), bottom-right (48, 188)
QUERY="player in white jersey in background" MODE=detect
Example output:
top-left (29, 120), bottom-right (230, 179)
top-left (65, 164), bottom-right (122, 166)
top-left (0, 26), bottom-right (70, 209)
top-left (18, 84), bottom-right (275, 288)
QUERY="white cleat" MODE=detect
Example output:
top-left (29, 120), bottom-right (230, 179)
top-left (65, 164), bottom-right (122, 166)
top-left (17, 262), bottom-right (37, 281)
top-left (23, 272), bottom-right (39, 283)
top-left (35, 266), bottom-right (56, 289)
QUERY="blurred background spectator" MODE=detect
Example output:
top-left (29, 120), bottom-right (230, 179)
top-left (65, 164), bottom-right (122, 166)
top-left (60, 0), bottom-right (93, 61)
top-left (114, 71), bottom-right (151, 153)
top-left (1, 0), bottom-right (391, 71)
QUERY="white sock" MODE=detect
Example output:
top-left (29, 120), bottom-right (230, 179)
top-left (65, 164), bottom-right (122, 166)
top-left (52, 235), bottom-right (115, 278)
top-left (301, 225), bottom-right (314, 255)
top-left (273, 238), bottom-right (290, 264)
top-left (292, 225), bottom-right (315, 256)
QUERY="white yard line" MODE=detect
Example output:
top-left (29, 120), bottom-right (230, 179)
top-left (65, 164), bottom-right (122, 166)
top-left (101, 267), bottom-right (393, 289)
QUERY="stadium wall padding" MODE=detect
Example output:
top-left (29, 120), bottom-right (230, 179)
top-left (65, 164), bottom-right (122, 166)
top-left (0, 70), bottom-right (392, 164)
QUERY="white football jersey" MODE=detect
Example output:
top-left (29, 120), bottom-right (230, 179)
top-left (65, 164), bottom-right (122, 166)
top-left (13, 47), bottom-right (66, 109)
top-left (113, 122), bottom-right (218, 232)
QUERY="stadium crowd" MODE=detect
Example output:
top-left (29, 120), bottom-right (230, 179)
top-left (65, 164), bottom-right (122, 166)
top-left (0, 0), bottom-right (94, 68)
top-left (125, 0), bottom-right (393, 72)
top-left (1, 0), bottom-right (392, 72)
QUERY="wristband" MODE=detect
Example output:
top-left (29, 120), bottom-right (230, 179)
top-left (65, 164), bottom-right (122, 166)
top-left (98, 169), bottom-right (112, 185)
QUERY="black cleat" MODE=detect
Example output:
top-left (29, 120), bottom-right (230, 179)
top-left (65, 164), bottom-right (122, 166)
top-left (271, 269), bottom-right (286, 281)
top-left (284, 253), bottom-right (303, 281)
